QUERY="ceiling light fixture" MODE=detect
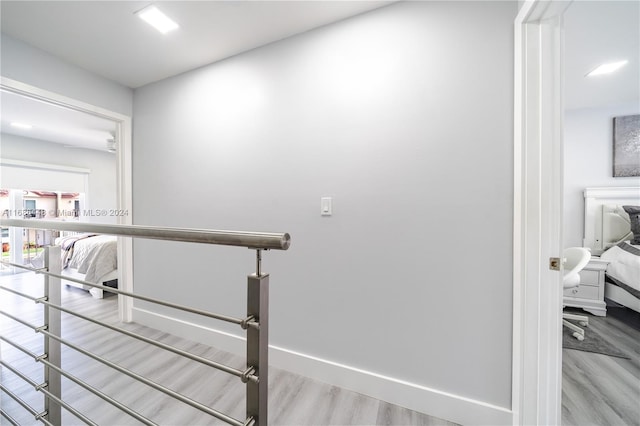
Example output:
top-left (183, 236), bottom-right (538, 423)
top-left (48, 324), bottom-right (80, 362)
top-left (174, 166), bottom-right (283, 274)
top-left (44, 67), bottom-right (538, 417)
top-left (136, 5), bottom-right (179, 34)
top-left (586, 60), bottom-right (629, 77)
top-left (10, 122), bottom-right (33, 130)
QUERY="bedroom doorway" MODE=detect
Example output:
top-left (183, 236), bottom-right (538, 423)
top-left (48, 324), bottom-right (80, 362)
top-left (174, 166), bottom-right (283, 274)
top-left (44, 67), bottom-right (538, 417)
top-left (0, 76), bottom-right (133, 322)
top-left (561, 1), bottom-right (640, 425)
top-left (515, 1), bottom-right (639, 424)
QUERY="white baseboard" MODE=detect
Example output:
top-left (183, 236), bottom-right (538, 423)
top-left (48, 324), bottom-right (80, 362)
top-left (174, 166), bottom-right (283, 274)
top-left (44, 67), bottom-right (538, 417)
top-left (132, 307), bottom-right (513, 425)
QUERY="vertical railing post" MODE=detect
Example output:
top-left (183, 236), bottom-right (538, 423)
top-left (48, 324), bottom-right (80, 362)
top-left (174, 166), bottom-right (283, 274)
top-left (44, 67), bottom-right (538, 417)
top-left (246, 250), bottom-right (268, 426)
top-left (43, 245), bottom-right (62, 424)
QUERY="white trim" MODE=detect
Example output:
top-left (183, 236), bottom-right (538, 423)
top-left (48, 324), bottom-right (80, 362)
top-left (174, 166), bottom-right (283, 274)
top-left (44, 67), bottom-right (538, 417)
top-left (584, 187), bottom-right (640, 199)
top-left (0, 158), bottom-right (91, 174)
top-left (0, 76), bottom-right (133, 323)
top-left (0, 77), bottom-right (129, 122)
top-left (513, 1), bottom-right (571, 424)
top-left (114, 102), bottom-right (134, 322)
top-left (132, 307), bottom-right (513, 426)
top-left (511, 4), bottom-right (528, 423)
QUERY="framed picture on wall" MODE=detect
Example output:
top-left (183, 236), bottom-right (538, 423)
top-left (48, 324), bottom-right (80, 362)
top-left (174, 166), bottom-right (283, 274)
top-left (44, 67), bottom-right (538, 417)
top-left (613, 114), bottom-right (640, 177)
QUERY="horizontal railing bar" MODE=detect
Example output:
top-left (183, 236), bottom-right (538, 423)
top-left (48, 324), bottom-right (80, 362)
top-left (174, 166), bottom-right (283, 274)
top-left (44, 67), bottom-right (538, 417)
top-left (0, 408), bottom-right (20, 426)
top-left (2, 321), bottom-right (245, 426)
top-left (0, 264), bottom-right (258, 330)
top-left (0, 218), bottom-right (290, 250)
top-left (39, 384), bottom-right (97, 426)
top-left (0, 360), bottom-right (98, 426)
top-left (0, 358), bottom-right (41, 387)
top-left (0, 284), bottom-right (40, 301)
top-left (35, 328), bottom-right (245, 426)
top-left (2, 302), bottom-right (256, 424)
top-left (0, 334), bottom-right (40, 359)
top-left (0, 308), bottom-right (40, 330)
top-left (0, 384), bottom-right (54, 426)
top-left (38, 298), bottom-right (250, 380)
top-left (0, 260), bottom-right (47, 273)
top-left (2, 220), bottom-right (276, 425)
top-left (0, 291), bottom-right (255, 382)
top-left (36, 357), bottom-right (156, 426)
top-left (2, 292), bottom-right (244, 375)
top-left (0, 340), bottom-right (156, 426)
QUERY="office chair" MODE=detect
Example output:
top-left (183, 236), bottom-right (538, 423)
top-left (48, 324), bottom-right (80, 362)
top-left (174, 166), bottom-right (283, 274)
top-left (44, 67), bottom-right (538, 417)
top-left (562, 247), bottom-right (591, 341)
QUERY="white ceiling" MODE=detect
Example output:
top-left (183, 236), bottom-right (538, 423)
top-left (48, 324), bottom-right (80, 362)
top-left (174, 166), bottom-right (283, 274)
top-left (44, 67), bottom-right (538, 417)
top-left (1, 90), bottom-right (117, 152)
top-left (0, 0), bottom-right (638, 151)
top-left (564, 0), bottom-right (640, 110)
top-left (0, 0), bottom-right (395, 89)
top-left (0, 0), bottom-right (394, 151)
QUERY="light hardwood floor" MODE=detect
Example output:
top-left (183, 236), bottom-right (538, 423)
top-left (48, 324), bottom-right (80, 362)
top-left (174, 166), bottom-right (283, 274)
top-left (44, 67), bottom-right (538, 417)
top-left (1, 271), bottom-right (457, 426)
top-left (562, 306), bottom-right (640, 426)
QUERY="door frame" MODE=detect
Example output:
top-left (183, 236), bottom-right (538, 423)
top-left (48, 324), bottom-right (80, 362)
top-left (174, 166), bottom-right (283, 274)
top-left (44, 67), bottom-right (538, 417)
top-left (513, 1), bottom-right (572, 424)
top-left (0, 76), bottom-right (134, 322)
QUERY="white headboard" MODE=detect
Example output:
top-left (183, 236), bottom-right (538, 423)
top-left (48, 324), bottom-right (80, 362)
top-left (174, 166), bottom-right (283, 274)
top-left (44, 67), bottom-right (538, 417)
top-left (60, 231), bottom-right (83, 237)
top-left (584, 187), bottom-right (640, 255)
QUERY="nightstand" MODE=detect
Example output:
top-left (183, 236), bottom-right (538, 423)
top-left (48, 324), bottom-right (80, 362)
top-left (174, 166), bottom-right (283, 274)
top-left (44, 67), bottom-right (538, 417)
top-left (563, 257), bottom-right (609, 317)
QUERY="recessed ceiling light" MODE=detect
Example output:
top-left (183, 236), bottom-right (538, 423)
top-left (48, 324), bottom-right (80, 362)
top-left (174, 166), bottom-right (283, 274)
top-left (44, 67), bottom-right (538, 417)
top-left (10, 122), bottom-right (33, 130)
top-left (136, 5), bottom-right (179, 34)
top-left (586, 60), bottom-right (628, 77)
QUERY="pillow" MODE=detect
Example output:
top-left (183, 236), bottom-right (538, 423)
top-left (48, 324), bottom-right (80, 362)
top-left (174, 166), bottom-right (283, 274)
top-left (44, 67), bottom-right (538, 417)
top-left (622, 205), bottom-right (640, 245)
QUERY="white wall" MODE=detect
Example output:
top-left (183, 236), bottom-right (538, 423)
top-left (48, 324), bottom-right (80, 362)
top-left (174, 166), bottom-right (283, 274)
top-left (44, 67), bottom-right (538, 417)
top-left (0, 133), bottom-right (117, 224)
top-left (563, 101), bottom-right (640, 248)
top-left (1, 35), bottom-right (130, 223)
top-left (0, 34), bottom-right (132, 116)
top-left (132, 2), bottom-right (515, 423)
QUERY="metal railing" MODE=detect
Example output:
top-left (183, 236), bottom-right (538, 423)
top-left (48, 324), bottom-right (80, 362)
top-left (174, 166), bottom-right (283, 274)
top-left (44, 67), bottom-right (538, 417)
top-left (0, 218), bottom-right (290, 426)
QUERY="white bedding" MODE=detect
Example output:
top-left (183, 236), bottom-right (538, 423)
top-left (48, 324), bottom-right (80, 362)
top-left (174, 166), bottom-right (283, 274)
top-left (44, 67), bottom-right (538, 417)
top-left (600, 241), bottom-right (640, 294)
top-left (29, 234), bottom-right (118, 299)
top-left (65, 235), bottom-right (118, 283)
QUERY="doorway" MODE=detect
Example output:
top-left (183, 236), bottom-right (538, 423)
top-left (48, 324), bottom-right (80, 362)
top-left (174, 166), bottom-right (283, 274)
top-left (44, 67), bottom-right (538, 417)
top-left (0, 76), bottom-right (133, 322)
top-left (561, 1), bottom-right (640, 424)
top-left (514, 1), bottom-right (640, 424)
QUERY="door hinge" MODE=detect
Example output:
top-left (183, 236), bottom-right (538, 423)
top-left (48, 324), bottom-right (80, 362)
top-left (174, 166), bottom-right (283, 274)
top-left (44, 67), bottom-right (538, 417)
top-left (549, 257), bottom-right (561, 271)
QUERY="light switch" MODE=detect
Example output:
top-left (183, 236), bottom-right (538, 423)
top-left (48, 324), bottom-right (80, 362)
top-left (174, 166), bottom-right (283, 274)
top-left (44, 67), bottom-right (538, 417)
top-left (321, 197), bottom-right (332, 216)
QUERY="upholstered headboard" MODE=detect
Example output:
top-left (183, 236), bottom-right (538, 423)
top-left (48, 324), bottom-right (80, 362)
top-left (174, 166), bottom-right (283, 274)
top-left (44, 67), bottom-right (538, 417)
top-left (584, 187), bottom-right (640, 255)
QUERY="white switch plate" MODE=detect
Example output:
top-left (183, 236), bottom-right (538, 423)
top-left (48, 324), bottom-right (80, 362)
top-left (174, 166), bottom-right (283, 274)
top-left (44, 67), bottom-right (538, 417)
top-left (321, 197), bottom-right (332, 216)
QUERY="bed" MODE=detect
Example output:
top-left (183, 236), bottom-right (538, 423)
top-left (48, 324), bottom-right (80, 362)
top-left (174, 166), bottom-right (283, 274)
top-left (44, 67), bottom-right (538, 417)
top-left (33, 232), bottom-right (118, 299)
top-left (583, 187), bottom-right (640, 313)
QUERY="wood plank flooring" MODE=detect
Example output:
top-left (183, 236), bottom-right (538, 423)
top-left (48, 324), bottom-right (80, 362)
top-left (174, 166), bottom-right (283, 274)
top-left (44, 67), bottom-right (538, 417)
top-left (5, 269), bottom-right (638, 426)
top-left (1, 271), bottom-right (457, 426)
top-left (562, 306), bottom-right (640, 426)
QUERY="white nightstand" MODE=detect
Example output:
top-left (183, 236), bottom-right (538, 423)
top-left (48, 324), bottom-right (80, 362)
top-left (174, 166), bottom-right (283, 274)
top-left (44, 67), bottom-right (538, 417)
top-left (563, 257), bottom-right (609, 317)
